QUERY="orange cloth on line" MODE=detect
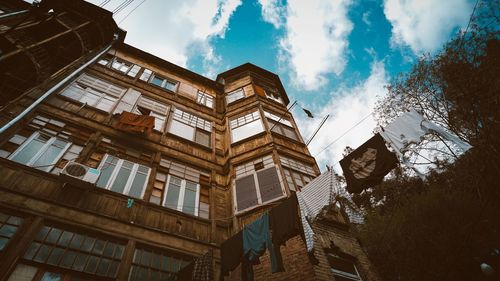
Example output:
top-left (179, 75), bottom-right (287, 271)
top-left (116, 111), bottom-right (155, 134)
top-left (254, 85), bottom-right (266, 97)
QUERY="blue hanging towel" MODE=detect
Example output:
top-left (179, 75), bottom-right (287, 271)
top-left (242, 213), bottom-right (282, 281)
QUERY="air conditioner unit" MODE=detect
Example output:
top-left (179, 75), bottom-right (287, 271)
top-left (59, 161), bottom-right (100, 188)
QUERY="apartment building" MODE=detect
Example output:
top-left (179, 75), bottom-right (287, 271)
top-left (0, 1), bottom-right (379, 280)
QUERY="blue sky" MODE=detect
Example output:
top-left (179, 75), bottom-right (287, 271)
top-left (86, 0), bottom-right (473, 171)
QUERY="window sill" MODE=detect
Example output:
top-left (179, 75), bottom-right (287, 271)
top-left (270, 131), bottom-right (305, 146)
top-left (234, 194), bottom-right (287, 216)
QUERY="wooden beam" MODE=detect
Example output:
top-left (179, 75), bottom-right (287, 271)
top-left (117, 239), bottom-right (136, 281)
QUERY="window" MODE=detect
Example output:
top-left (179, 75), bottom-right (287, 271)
top-left (264, 111), bottom-right (299, 140)
top-left (152, 159), bottom-right (210, 218)
top-left (233, 155), bottom-right (286, 213)
top-left (327, 254), bottom-right (363, 281)
top-left (150, 75), bottom-right (178, 92)
top-left (0, 212), bottom-right (23, 252)
top-left (60, 74), bottom-right (125, 112)
top-left (112, 59), bottom-right (139, 77)
top-left (96, 154), bottom-right (151, 199)
top-left (265, 89), bottom-right (283, 104)
top-left (196, 91), bottom-right (214, 108)
top-left (8, 132), bottom-right (71, 172)
top-left (22, 225), bottom-right (124, 278)
top-left (1, 116), bottom-right (87, 174)
top-left (169, 109), bottom-right (211, 147)
top-left (129, 247), bottom-right (190, 281)
top-left (280, 155), bottom-right (316, 191)
top-left (226, 88), bottom-right (245, 104)
top-left (229, 110), bottom-right (264, 143)
top-left (132, 96), bottom-right (170, 131)
top-left (139, 68), bottom-right (153, 82)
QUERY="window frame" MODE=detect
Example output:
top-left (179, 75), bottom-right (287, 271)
top-left (327, 253), bottom-right (363, 281)
top-left (196, 91), bottom-right (214, 108)
top-left (8, 131), bottom-right (71, 172)
top-left (226, 88), bottom-right (245, 104)
top-left (163, 175), bottom-right (200, 216)
top-left (233, 164), bottom-right (286, 214)
top-left (96, 154), bottom-right (151, 199)
top-left (229, 110), bottom-right (265, 143)
top-left (168, 108), bottom-right (212, 147)
top-left (149, 74), bottom-right (179, 92)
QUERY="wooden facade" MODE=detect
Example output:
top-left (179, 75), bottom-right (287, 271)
top-left (0, 1), bottom-right (380, 280)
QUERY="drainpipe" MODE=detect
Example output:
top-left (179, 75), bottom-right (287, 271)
top-left (0, 37), bottom-right (118, 135)
top-left (0, 9), bottom-right (30, 20)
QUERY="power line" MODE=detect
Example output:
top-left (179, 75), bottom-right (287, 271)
top-left (118, 0), bottom-right (147, 25)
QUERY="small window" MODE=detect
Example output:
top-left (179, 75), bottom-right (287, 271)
top-left (196, 91), bottom-right (214, 108)
top-left (132, 96), bottom-right (170, 131)
top-left (139, 68), bottom-right (153, 82)
top-left (226, 88), bottom-right (245, 104)
top-left (150, 75), bottom-right (178, 92)
top-left (327, 254), bottom-right (363, 281)
top-left (163, 175), bottom-right (200, 216)
top-left (229, 111), bottom-right (264, 143)
top-left (96, 154), bottom-right (151, 199)
top-left (265, 89), bottom-right (283, 104)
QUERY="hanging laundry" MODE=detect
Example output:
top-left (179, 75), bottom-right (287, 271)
top-left (242, 213), bottom-right (282, 281)
top-left (379, 108), bottom-right (472, 153)
top-left (115, 111), bottom-right (155, 134)
top-left (296, 170), bottom-right (337, 254)
top-left (340, 133), bottom-right (398, 193)
top-left (220, 231), bottom-right (244, 279)
top-left (269, 194), bottom-right (302, 272)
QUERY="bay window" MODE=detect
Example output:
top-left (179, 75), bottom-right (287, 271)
top-left (169, 109), bottom-right (211, 147)
top-left (96, 155), bottom-right (151, 199)
top-left (230, 110), bottom-right (264, 143)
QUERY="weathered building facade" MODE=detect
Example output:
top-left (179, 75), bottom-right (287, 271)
top-left (0, 1), bottom-right (379, 280)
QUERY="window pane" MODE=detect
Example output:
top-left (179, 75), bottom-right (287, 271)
top-left (128, 171), bottom-right (147, 198)
top-left (151, 76), bottom-right (164, 87)
top-left (96, 96), bottom-right (117, 112)
top-left (32, 140), bottom-right (68, 170)
top-left (11, 136), bottom-right (46, 164)
top-left (169, 119), bottom-right (195, 141)
top-left (195, 130), bottom-right (210, 147)
top-left (182, 181), bottom-right (197, 215)
top-left (80, 91), bottom-right (100, 106)
top-left (164, 81), bottom-right (177, 92)
top-left (164, 177), bottom-right (181, 210)
top-left (0, 225), bottom-right (17, 238)
top-left (6, 264), bottom-right (38, 281)
top-left (96, 156), bottom-right (118, 188)
top-left (231, 119), bottom-right (264, 143)
top-left (110, 163), bottom-right (132, 194)
top-left (258, 167), bottom-right (283, 203)
top-left (235, 175), bottom-right (258, 211)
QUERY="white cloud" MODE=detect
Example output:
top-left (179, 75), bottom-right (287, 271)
top-left (362, 11), bottom-right (371, 26)
top-left (92, 0), bottom-right (241, 75)
top-left (383, 0), bottom-right (472, 53)
top-left (295, 61), bottom-right (388, 172)
top-left (258, 0), bottom-right (287, 28)
top-left (260, 0), bottom-right (353, 91)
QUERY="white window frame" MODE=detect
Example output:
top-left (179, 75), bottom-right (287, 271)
top-left (196, 91), bottom-right (214, 108)
top-left (132, 96), bottom-right (170, 132)
top-left (163, 175), bottom-right (200, 216)
top-left (233, 165), bottom-right (286, 214)
top-left (328, 254), bottom-right (363, 281)
top-left (149, 74), bottom-right (178, 92)
top-left (229, 110), bottom-right (264, 143)
top-left (226, 88), bottom-right (245, 104)
top-left (169, 108), bottom-right (212, 146)
top-left (8, 131), bottom-right (71, 172)
top-left (96, 154), bottom-right (151, 199)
